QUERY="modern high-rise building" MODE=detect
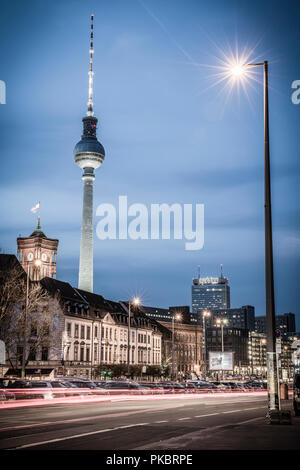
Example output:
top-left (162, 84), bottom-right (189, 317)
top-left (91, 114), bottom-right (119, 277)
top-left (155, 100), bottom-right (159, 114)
top-left (74, 15), bottom-right (105, 293)
top-left (191, 267), bottom-right (230, 313)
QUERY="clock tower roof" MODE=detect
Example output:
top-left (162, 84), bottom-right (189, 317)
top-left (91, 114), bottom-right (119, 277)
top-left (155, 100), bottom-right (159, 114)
top-left (30, 216), bottom-right (46, 238)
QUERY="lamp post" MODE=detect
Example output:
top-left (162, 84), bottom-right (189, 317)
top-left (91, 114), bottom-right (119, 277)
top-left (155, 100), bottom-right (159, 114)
top-left (21, 259), bottom-right (41, 378)
top-left (216, 318), bottom-right (228, 380)
top-left (216, 318), bottom-right (227, 353)
top-left (230, 60), bottom-right (279, 416)
top-left (202, 310), bottom-right (210, 379)
top-left (127, 297), bottom-right (141, 376)
top-left (171, 313), bottom-right (182, 381)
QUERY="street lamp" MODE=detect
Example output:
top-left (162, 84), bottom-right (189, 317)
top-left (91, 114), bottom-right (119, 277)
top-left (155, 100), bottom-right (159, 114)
top-left (229, 59), bottom-right (280, 417)
top-left (202, 310), bottom-right (211, 379)
top-left (215, 318), bottom-right (228, 353)
top-left (171, 313), bottom-right (182, 381)
top-left (216, 318), bottom-right (228, 380)
top-left (21, 258), bottom-right (42, 378)
top-left (127, 297), bottom-right (141, 375)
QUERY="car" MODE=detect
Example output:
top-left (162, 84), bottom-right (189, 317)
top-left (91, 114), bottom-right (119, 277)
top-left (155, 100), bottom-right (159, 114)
top-left (102, 381), bottom-right (149, 395)
top-left (66, 379), bottom-right (99, 389)
top-left (4, 379), bottom-right (32, 389)
top-left (293, 373), bottom-right (300, 416)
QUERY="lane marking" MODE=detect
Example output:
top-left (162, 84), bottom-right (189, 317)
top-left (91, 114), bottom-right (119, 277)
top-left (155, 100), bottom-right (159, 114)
top-left (0, 406), bottom-right (171, 433)
top-left (177, 417), bottom-right (191, 421)
top-left (238, 416), bottom-right (265, 425)
top-left (243, 407), bottom-right (265, 411)
top-left (12, 423), bottom-right (150, 449)
top-left (194, 413), bottom-right (219, 418)
top-left (222, 410), bottom-right (242, 414)
top-left (154, 420), bottom-right (168, 423)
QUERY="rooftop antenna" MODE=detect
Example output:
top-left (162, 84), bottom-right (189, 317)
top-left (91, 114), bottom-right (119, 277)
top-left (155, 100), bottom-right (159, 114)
top-left (87, 14), bottom-right (94, 117)
top-left (220, 264), bottom-right (224, 278)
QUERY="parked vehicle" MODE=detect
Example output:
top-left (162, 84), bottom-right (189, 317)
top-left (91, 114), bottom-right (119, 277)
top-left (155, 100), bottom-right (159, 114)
top-left (293, 373), bottom-right (300, 416)
top-left (102, 380), bottom-right (149, 395)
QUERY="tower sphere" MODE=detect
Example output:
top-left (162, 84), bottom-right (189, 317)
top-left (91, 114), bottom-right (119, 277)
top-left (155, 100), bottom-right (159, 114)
top-left (74, 117), bottom-right (105, 170)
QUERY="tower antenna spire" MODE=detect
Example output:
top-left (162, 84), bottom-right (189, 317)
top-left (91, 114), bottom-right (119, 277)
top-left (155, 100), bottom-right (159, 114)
top-left (87, 14), bottom-right (94, 116)
top-left (220, 263), bottom-right (223, 278)
top-left (197, 265), bottom-right (200, 279)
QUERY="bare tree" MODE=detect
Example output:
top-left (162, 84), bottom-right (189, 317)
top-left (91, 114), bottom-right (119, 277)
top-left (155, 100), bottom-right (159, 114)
top-left (0, 259), bottom-right (62, 374)
top-left (0, 259), bottom-right (26, 323)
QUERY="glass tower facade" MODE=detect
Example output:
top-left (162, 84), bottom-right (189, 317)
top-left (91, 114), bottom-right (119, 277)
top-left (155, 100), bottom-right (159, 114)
top-left (191, 276), bottom-right (230, 314)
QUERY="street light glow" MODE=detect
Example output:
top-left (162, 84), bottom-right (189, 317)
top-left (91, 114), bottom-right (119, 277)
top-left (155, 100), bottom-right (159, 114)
top-left (231, 64), bottom-right (246, 77)
top-left (131, 296), bottom-right (141, 306)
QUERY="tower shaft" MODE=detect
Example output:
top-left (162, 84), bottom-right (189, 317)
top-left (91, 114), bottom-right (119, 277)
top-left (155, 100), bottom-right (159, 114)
top-left (78, 168), bottom-right (95, 292)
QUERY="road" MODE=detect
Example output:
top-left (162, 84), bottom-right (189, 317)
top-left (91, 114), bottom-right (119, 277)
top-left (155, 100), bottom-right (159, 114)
top-left (0, 393), bottom-right (299, 450)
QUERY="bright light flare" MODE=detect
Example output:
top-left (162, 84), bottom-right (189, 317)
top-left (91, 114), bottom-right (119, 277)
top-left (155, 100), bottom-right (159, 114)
top-left (203, 310), bottom-right (211, 318)
top-left (199, 43), bottom-right (264, 109)
top-left (131, 296), bottom-right (141, 306)
top-left (231, 64), bottom-right (246, 77)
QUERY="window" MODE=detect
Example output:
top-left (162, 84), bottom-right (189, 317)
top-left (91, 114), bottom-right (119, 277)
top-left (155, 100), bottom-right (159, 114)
top-left (80, 347), bottom-right (84, 362)
top-left (67, 323), bottom-right (72, 336)
top-left (31, 325), bottom-right (37, 336)
top-left (86, 348), bottom-right (90, 362)
top-left (41, 347), bottom-right (48, 361)
top-left (74, 324), bottom-right (79, 338)
top-left (87, 326), bottom-right (91, 340)
top-left (95, 326), bottom-right (98, 338)
top-left (74, 344), bottom-right (78, 361)
top-left (81, 325), bottom-right (85, 339)
top-left (28, 348), bottom-right (36, 361)
top-left (94, 345), bottom-right (97, 362)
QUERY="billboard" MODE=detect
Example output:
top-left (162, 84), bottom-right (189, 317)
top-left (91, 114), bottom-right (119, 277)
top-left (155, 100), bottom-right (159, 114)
top-left (209, 351), bottom-right (234, 371)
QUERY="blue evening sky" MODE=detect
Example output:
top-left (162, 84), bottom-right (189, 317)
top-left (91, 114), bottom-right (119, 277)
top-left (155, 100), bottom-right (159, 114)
top-left (0, 0), bottom-right (299, 326)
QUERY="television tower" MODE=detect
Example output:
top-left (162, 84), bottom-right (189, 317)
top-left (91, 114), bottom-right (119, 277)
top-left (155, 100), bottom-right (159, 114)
top-left (74, 14), bottom-right (105, 292)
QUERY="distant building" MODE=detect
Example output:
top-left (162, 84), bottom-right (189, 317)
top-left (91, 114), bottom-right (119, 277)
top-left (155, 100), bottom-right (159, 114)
top-left (198, 305), bottom-right (255, 331)
top-left (205, 326), bottom-right (248, 370)
top-left (191, 270), bottom-right (230, 314)
top-left (255, 313), bottom-right (296, 334)
top-left (17, 217), bottom-right (59, 281)
top-left (248, 332), bottom-right (267, 376)
top-left (157, 321), bottom-right (203, 379)
top-left (141, 305), bottom-right (199, 325)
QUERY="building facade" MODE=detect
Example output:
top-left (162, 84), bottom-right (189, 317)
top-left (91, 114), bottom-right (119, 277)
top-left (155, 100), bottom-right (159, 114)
top-left (0, 258), bottom-right (162, 379)
top-left (198, 305), bottom-right (255, 331)
top-left (157, 321), bottom-right (203, 379)
top-left (248, 332), bottom-right (267, 377)
top-left (255, 313), bottom-right (296, 334)
top-left (205, 327), bottom-right (249, 372)
top-left (191, 274), bottom-right (230, 314)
